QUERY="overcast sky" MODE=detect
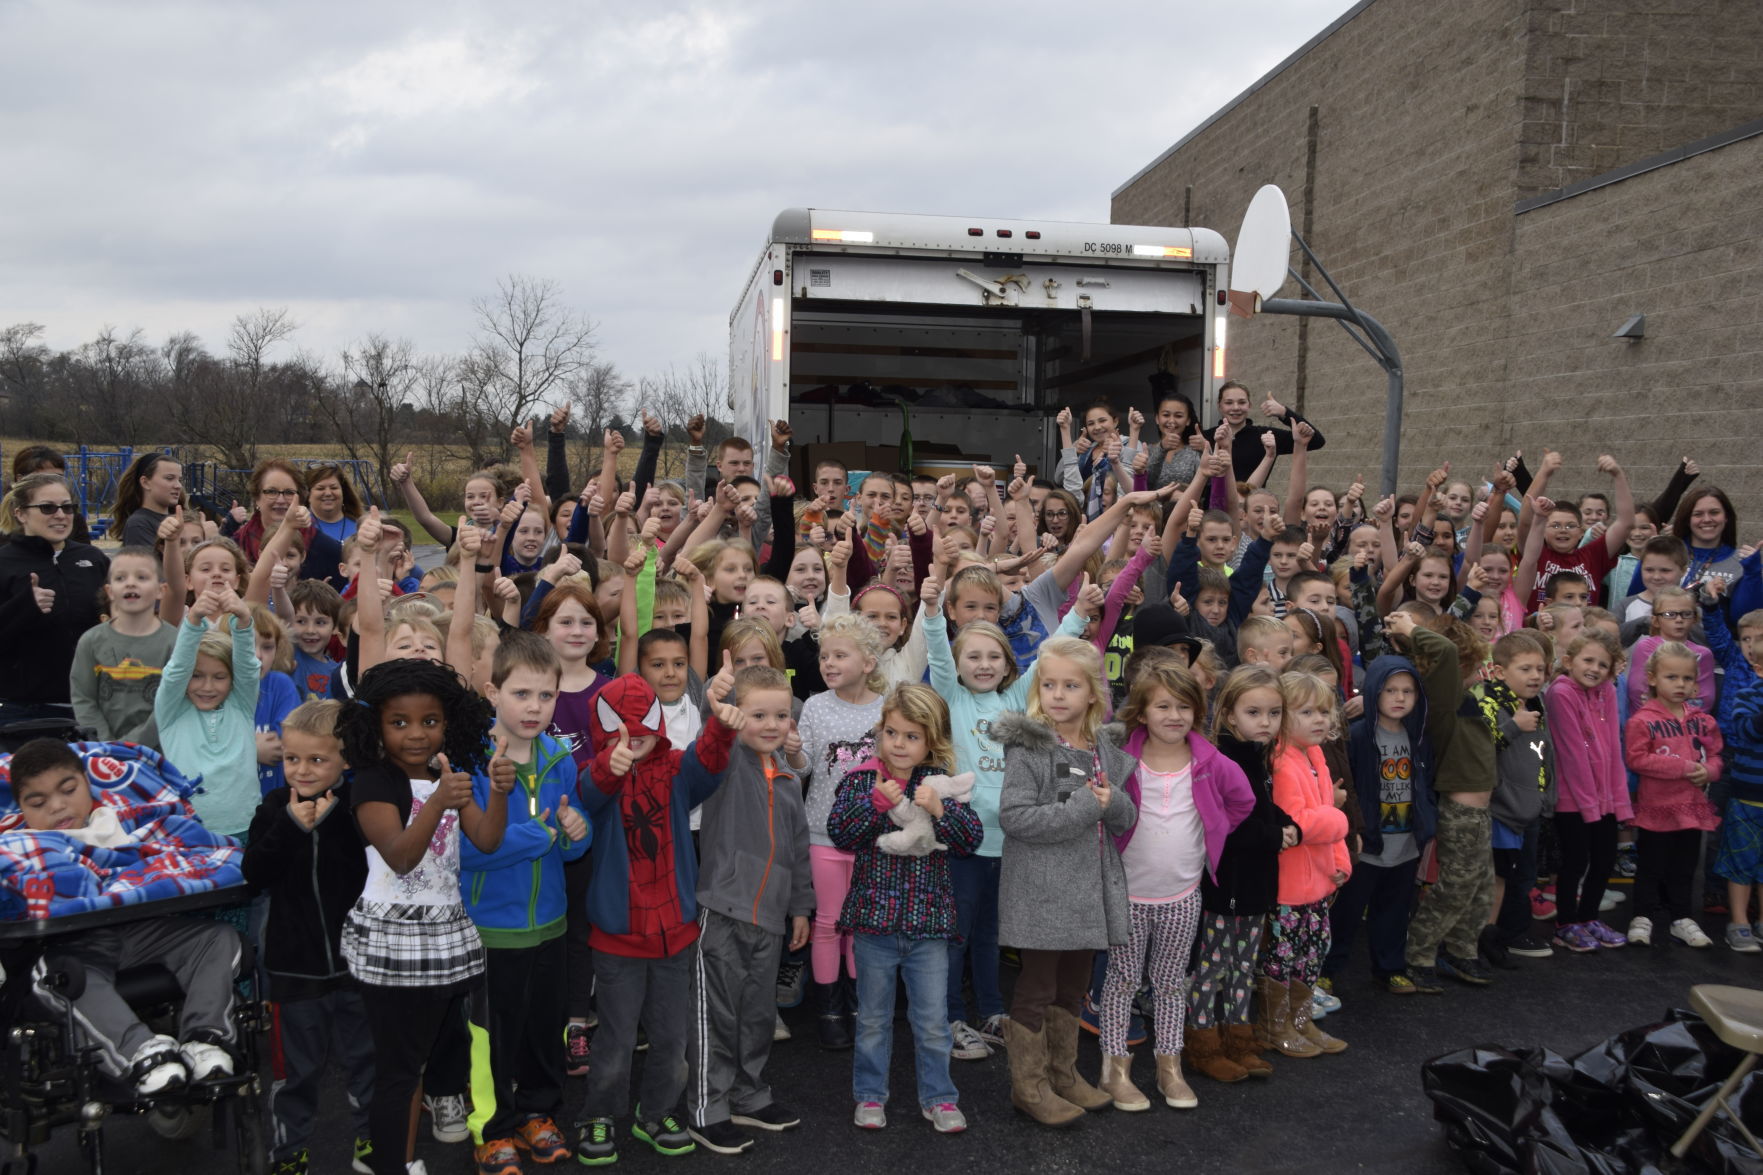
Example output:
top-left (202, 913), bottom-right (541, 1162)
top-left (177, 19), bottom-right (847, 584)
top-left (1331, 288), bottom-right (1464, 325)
top-left (0, 0), bottom-right (1357, 387)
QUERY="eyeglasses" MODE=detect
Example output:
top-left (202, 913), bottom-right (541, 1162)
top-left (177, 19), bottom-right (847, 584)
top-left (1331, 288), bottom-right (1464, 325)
top-left (1655, 610), bottom-right (1694, 620)
top-left (1042, 509), bottom-right (1071, 521)
top-left (1545, 522), bottom-right (1580, 531)
top-left (260, 488), bottom-right (301, 499)
top-left (24, 502), bottom-right (78, 516)
top-left (912, 493), bottom-right (938, 503)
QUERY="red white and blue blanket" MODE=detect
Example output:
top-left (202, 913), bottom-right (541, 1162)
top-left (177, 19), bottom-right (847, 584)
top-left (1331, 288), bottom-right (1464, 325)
top-left (0, 742), bottom-right (243, 920)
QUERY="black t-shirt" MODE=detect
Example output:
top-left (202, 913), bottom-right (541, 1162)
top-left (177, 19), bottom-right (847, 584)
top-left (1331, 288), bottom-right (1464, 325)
top-left (350, 761), bottom-right (416, 827)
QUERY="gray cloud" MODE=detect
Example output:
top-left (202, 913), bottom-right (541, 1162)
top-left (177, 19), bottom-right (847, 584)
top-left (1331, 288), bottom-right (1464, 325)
top-left (0, 0), bottom-right (1356, 383)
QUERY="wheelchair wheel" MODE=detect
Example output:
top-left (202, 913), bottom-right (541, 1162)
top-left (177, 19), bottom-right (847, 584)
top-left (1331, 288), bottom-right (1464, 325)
top-left (218, 1083), bottom-right (267, 1175)
top-left (146, 1102), bottom-right (205, 1141)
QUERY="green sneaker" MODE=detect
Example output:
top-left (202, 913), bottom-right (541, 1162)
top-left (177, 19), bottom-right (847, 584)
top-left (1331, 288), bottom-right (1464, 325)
top-left (351, 1138), bottom-right (373, 1175)
top-left (272, 1151), bottom-right (309, 1175)
top-left (631, 1111), bottom-right (695, 1157)
top-left (575, 1117), bottom-right (618, 1166)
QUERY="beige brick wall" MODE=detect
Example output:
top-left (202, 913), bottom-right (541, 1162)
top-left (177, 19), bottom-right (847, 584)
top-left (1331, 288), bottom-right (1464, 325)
top-left (1114, 0), bottom-right (1763, 521)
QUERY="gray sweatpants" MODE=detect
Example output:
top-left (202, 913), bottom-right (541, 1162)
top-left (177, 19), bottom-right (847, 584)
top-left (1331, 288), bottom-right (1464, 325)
top-left (688, 910), bottom-right (783, 1128)
top-left (33, 916), bottom-right (240, 1077)
top-left (579, 947), bottom-right (693, 1123)
top-left (270, 988), bottom-right (374, 1161)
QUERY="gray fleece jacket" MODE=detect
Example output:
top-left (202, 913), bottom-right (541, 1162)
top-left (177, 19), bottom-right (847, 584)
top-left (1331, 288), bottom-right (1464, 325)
top-left (993, 711), bottom-right (1137, 951)
top-left (695, 741), bottom-right (814, 935)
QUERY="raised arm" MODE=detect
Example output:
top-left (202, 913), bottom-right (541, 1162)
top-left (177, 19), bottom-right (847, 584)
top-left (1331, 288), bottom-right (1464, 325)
top-left (1513, 494), bottom-right (1553, 612)
top-left (1598, 454), bottom-right (1634, 559)
top-left (1281, 421), bottom-right (1316, 522)
top-left (388, 452), bottom-right (455, 546)
top-left (245, 504), bottom-right (312, 605)
top-left (354, 509), bottom-right (388, 672)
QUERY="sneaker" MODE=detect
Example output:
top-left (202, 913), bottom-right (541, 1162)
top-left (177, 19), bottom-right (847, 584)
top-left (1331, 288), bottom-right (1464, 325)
top-left (473, 1139), bottom-right (521, 1175)
top-left (773, 1012), bottom-right (790, 1042)
top-left (1600, 888), bottom-right (1625, 913)
top-left (1585, 920), bottom-right (1628, 949)
top-left (407, 1164), bottom-right (430, 1175)
top-left (1404, 966), bottom-right (1445, 995)
top-left (1477, 926), bottom-right (1515, 971)
top-left (776, 958), bottom-right (806, 1008)
top-left (949, 1020), bottom-right (992, 1061)
top-left (1529, 888), bottom-right (1557, 920)
top-left (1309, 990), bottom-right (1330, 1020)
top-left (1615, 849), bottom-right (1637, 877)
top-left (1670, 918), bottom-right (1713, 948)
top-left (575, 1118), bottom-right (618, 1166)
top-left (1552, 923), bottom-right (1598, 954)
top-left (129, 1034), bottom-right (187, 1096)
top-left (1753, 920), bottom-right (1763, 942)
top-left (922, 1103), bottom-right (967, 1133)
top-left (1627, 916), bottom-right (1653, 946)
top-left (731, 1102), bottom-right (800, 1132)
top-left (424, 1093), bottom-right (470, 1144)
top-left (687, 1120), bottom-right (753, 1155)
top-left (352, 1138), bottom-right (374, 1175)
top-left (514, 1115), bottom-right (570, 1163)
top-left (1440, 953), bottom-right (1493, 985)
top-left (853, 1101), bottom-right (887, 1129)
top-left (634, 1028), bottom-right (650, 1053)
top-left (1727, 924), bottom-right (1762, 953)
top-left (565, 1023), bottom-right (591, 1077)
top-left (1079, 994), bottom-right (1147, 1046)
top-left (181, 1040), bottom-right (233, 1082)
top-left (976, 1013), bottom-right (1008, 1046)
top-left (1383, 973), bottom-right (1417, 995)
top-left (1507, 934), bottom-right (1555, 959)
top-left (1313, 977), bottom-right (1342, 1013)
top-left (274, 1152), bottom-right (309, 1175)
top-left (632, 1112), bottom-right (695, 1156)
top-left (1001, 947), bottom-right (1021, 968)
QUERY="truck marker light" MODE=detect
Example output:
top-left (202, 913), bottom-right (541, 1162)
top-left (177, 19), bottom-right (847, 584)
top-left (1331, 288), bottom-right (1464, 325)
top-left (771, 298), bottom-right (784, 361)
top-left (1213, 313), bottom-right (1227, 378)
top-left (810, 229), bottom-right (875, 243)
top-left (1025, 231), bottom-right (1042, 239)
top-left (1132, 244), bottom-right (1193, 259)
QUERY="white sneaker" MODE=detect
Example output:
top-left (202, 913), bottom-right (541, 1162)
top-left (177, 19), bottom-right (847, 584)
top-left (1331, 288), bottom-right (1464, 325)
top-left (130, 1034), bottom-right (187, 1096)
top-left (406, 1163), bottom-right (429, 1175)
top-left (180, 1041), bottom-right (233, 1081)
top-left (423, 1092), bottom-right (470, 1143)
top-left (853, 1101), bottom-right (886, 1129)
top-left (976, 1014), bottom-right (1009, 1046)
top-left (1600, 889), bottom-right (1626, 912)
top-left (1671, 918), bottom-right (1713, 948)
top-left (1627, 916), bottom-right (1653, 947)
top-left (948, 1020), bottom-right (991, 1061)
top-left (773, 1012), bottom-right (791, 1042)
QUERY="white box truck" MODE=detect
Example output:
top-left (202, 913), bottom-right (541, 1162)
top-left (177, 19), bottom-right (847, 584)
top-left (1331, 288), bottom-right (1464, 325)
top-left (728, 207), bottom-right (1232, 476)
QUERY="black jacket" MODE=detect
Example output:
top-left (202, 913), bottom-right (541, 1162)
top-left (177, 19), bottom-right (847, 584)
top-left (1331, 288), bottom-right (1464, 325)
top-left (1202, 732), bottom-right (1298, 917)
top-left (242, 782), bottom-right (369, 1000)
top-left (0, 534), bottom-right (109, 705)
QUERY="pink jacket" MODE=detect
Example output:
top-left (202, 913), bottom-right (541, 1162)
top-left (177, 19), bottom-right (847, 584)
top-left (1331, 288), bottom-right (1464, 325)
top-left (1544, 676), bottom-right (1632, 823)
top-left (1270, 742), bottom-right (1351, 906)
top-left (1624, 698), bottom-right (1723, 833)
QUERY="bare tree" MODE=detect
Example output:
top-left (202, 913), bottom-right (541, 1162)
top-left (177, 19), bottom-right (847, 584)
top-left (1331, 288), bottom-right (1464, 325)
top-left (60, 326), bottom-right (157, 443)
top-left (0, 323), bottom-right (49, 437)
top-left (640, 352), bottom-right (730, 477)
top-left (464, 275), bottom-right (599, 443)
top-left (565, 358), bottom-right (630, 440)
top-left (162, 308), bottom-right (296, 470)
top-left (313, 333), bottom-right (421, 496)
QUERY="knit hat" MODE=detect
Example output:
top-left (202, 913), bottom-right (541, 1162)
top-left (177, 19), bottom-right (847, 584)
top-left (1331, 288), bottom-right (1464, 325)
top-left (1132, 602), bottom-right (1206, 664)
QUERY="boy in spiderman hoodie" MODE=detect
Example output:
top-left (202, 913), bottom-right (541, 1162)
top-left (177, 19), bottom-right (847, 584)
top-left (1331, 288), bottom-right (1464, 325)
top-left (575, 666), bottom-right (743, 1167)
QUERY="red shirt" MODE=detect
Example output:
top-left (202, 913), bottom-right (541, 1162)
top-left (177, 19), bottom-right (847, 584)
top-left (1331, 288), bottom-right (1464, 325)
top-left (1529, 540), bottom-right (1614, 611)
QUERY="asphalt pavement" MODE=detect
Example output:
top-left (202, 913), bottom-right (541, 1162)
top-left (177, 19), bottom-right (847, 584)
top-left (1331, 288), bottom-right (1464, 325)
top-left (27, 900), bottom-right (1762, 1175)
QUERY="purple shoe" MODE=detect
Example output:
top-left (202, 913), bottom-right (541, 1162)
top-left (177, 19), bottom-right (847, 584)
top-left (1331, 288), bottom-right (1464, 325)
top-left (1552, 923), bottom-right (1598, 954)
top-left (1585, 920), bottom-right (1628, 948)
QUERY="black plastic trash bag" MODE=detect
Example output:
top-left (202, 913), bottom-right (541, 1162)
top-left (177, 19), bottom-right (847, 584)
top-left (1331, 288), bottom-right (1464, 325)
top-left (1422, 1008), bottom-right (1762, 1175)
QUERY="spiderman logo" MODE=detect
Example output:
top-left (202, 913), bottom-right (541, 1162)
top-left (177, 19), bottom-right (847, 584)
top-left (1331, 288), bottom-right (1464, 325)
top-left (624, 790), bottom-right (667, 863)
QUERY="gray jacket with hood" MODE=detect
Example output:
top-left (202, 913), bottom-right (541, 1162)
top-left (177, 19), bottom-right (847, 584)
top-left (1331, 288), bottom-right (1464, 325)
top-left (993, 712), bottom-right (1137, 950)
top-left (695, 740), bottom-right (814, 935)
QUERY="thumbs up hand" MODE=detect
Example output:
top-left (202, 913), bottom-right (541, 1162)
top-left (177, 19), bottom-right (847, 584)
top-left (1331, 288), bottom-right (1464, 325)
top-left (488, 736), bottom-right (516, 795)
top-left (556, 792), bottom-right (588, 843)
top-left (608, 720), bottom-right (636, 777)
top-left (1074, 573), bottom-right (1105, 620)
top-left (707, 649), bottom-right (737, 705)
top-left (29, 573), bottom-right (54, 614)
top-left (435, 754), bottom-right (473, 810)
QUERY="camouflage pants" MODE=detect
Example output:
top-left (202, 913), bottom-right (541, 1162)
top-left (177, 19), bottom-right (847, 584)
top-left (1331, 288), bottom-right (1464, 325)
top-left (1405, 799), bottom-right (1495, 968)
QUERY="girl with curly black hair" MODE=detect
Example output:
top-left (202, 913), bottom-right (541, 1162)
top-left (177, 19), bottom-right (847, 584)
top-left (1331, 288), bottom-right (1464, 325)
top-left (337, 658), bottom-right (513, 1175)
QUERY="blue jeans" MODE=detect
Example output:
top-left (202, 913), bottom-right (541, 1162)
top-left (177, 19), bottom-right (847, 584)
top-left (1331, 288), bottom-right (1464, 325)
top-left (945, 854), bottom-right (1004, 1023)
top-left (853, 933), bottom-right (957, 1109)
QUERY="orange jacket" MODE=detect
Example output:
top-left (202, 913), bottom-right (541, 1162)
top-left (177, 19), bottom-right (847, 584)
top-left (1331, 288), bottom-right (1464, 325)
top-left (1270, 743), bottom-right (1352, 906)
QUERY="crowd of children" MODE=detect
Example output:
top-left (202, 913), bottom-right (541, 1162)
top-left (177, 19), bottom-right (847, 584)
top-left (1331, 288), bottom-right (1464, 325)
top-left (1, 387), bottom-right (1759, 1173)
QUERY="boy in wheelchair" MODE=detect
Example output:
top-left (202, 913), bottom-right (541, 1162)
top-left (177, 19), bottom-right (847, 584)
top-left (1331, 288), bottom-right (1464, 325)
top-left (12, 738), bottom-right (241, 1096)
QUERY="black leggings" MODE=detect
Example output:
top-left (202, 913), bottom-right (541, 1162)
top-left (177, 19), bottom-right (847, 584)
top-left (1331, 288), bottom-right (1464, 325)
top-left (1554, 813), bottom-right (1619, 926)
top-left (565, 853), bottom-right (594, 1020)
top-left (1634, 828), bottom-right (1702, 923)
top-left (358, 985), bottom-right (471, 1175)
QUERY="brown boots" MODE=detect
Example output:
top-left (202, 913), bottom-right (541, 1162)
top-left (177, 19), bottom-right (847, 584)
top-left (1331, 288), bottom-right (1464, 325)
top-left (1254, 976), bottom-right (1320, 1058)
top-left (1289, 980), bottom-right (1347, 1054)
top-left (1003, 1018), bottom-right (1083, 1127)
top-left (1044, 1006), bottom-right (1113, 1111)
top-left (1183, 1025), bottom-right (1248, 1083)
top-left (1155, 1054), bottom-right (1198, 1108)
top-left (1223, 1023), bottom-right (1274, 1076)
top-left (1100, 1055), bottom-right (1150, 1111)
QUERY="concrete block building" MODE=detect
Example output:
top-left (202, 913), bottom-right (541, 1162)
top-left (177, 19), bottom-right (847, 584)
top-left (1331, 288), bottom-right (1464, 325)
top-left (1113, 0), bottom-right (1763, 518)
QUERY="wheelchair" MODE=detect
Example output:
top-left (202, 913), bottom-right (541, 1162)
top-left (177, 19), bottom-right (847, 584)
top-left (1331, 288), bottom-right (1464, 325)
top-left (0, 890), bottom-right (269, 1175)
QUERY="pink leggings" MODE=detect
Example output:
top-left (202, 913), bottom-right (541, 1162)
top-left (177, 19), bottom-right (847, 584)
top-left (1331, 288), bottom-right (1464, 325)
top-left (809, 844), bottom-right (857, 984)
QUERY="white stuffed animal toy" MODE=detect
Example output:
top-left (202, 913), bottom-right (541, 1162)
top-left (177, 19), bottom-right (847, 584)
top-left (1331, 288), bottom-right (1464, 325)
top-left (876, 773), bottom-right (975, 856)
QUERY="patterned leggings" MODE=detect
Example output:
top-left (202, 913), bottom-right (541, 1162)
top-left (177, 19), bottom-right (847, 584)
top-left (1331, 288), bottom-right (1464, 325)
top-left (1186, 913), bottom-right (1264, 1029)
top-left (1100, 892), bottom-right (1201, 1056)
top-left (1257, 900), bottom-right (1332, 984)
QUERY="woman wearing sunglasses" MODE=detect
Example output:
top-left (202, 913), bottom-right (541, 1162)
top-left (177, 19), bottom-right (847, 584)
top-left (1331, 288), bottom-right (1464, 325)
top-left (0, 473), bottom-right (110, 728)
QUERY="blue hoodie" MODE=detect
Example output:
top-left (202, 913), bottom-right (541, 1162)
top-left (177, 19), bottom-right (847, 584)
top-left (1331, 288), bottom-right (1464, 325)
top-left (1348, 654), bottom-right (1437, 853)
top-left (460, 732), bottom-right (590, 949)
